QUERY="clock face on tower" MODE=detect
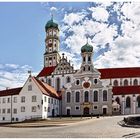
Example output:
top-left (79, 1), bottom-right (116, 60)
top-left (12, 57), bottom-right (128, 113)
top-left (83, 82), bottom-right (90, 88)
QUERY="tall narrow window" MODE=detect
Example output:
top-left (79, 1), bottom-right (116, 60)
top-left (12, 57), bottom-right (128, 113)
top-left (113, 80), bottom-right (118, 86)
top-left (28, 85), bottom-right (32, 91)
top-left (124, 79), bottom-right (128, 86)
top-left (88, 56), bottom-right (91, 61)
top-left (32, 96), bottom-right (37, 102)
top-left (103, 90), bottom-right (107, 101)
top-left (75, 91), bottom-right (80, 102)
top-left (93, 91), bottom-right (98, 102)
top-left (115, 97), bottom-right (120, 104)
top-left (134, 79), bottom-right (138, 86)
top-left (56, 78), bottom-right (60, 91)
top-left (21, 96), bottom-right (25, 103)
top-left (126, 96), bottom-right (131, 108)
top-left (83, 57), bottom-right (85, 62)
top-left (66, 76), bottom-right (71, 83)
top-left (137, 96), bottom-right (140, 107)
top-left (84, 91), bottom-right (89, 102)
top-left (67, 92), bottom-right (71, 103)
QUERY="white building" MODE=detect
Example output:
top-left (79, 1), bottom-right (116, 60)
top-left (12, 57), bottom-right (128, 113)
top-left (0, 75), bottom-right (60, 123)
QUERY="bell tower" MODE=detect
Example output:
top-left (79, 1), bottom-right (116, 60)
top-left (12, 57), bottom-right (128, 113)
top-left (44, 16), bottom-right (60, 67)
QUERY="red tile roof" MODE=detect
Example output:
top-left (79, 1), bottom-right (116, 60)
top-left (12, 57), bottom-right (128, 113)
top-left (37, 66), bottom-right (56, 77)
top-left (99, 67), bottom-right (140, 79)
top-left (113, 86), bottom-right (140, 95)
top-left (32, 77), bottom-right (60, 99)
top-left (0, 87), bottom-right (22, 97)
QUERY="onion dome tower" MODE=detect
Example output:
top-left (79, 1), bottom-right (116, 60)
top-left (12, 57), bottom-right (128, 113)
top-left (44, 15), bottom-right (60, 67)
top-left (80, 40), bottom-right (94, 73)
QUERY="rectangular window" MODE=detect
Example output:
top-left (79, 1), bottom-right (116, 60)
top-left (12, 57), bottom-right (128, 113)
top-left (44, 107), bottom-right (47, 112)
top-left (21, 106), bottom-right (25, 112)
top-left (3, 98), bottom-right (5, 103)
top-left (48, 98), bottom-right (50, 103)
top-left (21, 96), bottom-right (25, 103)
top-left (32, 96), bottom-right (37, 102)
top-left (54, 99), bottom-right (56, 105)
top-left (94, 106), bottom-right (98, 109)
top-left (51, 98), bottom-right (53, 104)
top-left (28, 85), bottom-right (32, 91)
top-left (75, 106), bottom-right (80, 110)
top-left (13, 97), bottom-right (17, 103)
top-left (48, 107), bottom-right (50, 112)
top-left (75, 92), bottom-right (80, 102)
top-left (93, 91), bottom-right (98, 102)
top-left (7, 108), bottom-right (10, 113)
top-left (32, 106), bottom-right (36, 112)
top-left (2, 109), bottom-right (5, 114)
top-left (7, 98), bottom-right (10, 103)
top-left (103, 90), bottom-right (108, 101)
top-left (67, 92), bottom-right (71, 103)
top-left (44, 96), bottom-right (47, 102)
top-left (13, 108), bottom-right (17, 114)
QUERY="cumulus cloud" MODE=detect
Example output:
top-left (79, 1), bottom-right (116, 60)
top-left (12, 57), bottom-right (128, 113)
top-left (0, 64), bottom-right (38, 90)
top-left (50, 6), bottom-right (57, 11)
top-left (61, 2), bottom-right (140, 69)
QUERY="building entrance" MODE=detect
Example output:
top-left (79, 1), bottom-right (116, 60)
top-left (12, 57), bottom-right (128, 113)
top-left (83, 107), bottom-right (90, 115)
top-left (103, 108), bottom-right (107, 115)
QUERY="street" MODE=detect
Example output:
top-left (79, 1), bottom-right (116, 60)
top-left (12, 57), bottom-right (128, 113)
top-left (0, 115), bottom-right (140, 138)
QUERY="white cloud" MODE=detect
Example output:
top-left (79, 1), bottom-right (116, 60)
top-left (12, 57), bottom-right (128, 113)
top-left (50, 6), bottom-right (57, 11)
top-left (89, 6), bottom-right (109, 22)
top-left (0, 64), bottom-right (38, 90)
top-left (61, 2), bottom-right (140, 69)
top-left (63, 12), bottom-right (86, 26)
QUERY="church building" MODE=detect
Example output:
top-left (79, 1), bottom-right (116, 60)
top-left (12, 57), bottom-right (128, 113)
top-left (0, 16), bottom-right (140, 122)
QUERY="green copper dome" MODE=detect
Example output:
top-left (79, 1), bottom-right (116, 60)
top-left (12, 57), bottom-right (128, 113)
top-left (45, 18), bottom-right (59, 31)
top-left (81, 43), bottom-right (93, 53)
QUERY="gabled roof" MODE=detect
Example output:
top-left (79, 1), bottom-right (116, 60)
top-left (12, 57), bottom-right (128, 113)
top-left (0, 87), bottom-right (22, 97)
top-left (32, 77), bottom-right (60, 99)
top-left (113, 86), bottom-right (140, 95)
top-left (99, 67), bottom-right (140, 79)
top-left (37, 66), bottom-right (56, 77)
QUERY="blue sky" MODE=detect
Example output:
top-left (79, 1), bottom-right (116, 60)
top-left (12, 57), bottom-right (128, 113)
top-left (0, 2), bottom-right (140, 89)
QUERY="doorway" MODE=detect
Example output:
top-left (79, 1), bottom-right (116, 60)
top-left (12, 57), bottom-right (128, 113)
top-left (103, 108), bottom-right (107, 115)
top-left (66, 109), bottom-right (71, 116)
top-left (83, 107), bottom-right (90, 115)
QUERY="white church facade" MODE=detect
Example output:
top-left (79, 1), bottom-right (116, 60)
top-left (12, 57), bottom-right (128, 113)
top-left (0, 17), bottom-right (140, 122)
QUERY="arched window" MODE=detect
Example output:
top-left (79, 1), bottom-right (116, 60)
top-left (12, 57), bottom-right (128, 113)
top-left (93, 91), bottom-right (98, 102)
top-left (83, 67), bottom-right (85, 71)
top-left (113, 80), bottom-right (118, 86)
top-left (48, 78), bottom-right (51, 86)
top-left (83, 57), bottom-right (85, 62)
top-left (76, 80), bottom-right (80, 85)
top-left (84, 91), bottom-right (89, 102)
top-left (56, 78), bottom-right (60, 91)
top-left (75, 91), bottom-right (80, 102)
top-left (124, 79), bottom-right (128, 86)
top-left (88, 56), bottom-right (91, 62)
top-left (66, 76), bottom-right (71, 83)
top-left (137, 96), bottom-right (140, 107)
top-left (126, 96), bottom-right (131, 108)
top-left (134, 79), bottom-right (138, 86)
top-left (66, 92), bottom-right (71, 103)
top-left (88, 66), bottom-right (90, 71)
top-left (103, 90), bottom-right (107, 101)
top-left (115, 97), bottom-right (120, 104)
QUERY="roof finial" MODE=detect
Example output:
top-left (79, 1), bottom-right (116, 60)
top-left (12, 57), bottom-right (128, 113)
top-left (86, 37), bottom-right (88, 44)
top-left (28, 70), bottom-right (32, 77)
top-left (51, 12), bottom-right (53, 21)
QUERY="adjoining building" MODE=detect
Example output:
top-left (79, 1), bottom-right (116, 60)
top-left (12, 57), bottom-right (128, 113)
top-left (0, 16), bottom-right (140, 122)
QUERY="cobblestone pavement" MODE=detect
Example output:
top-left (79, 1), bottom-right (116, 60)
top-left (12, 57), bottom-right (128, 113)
top-left (0, 115), bottom-right (140, 138)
